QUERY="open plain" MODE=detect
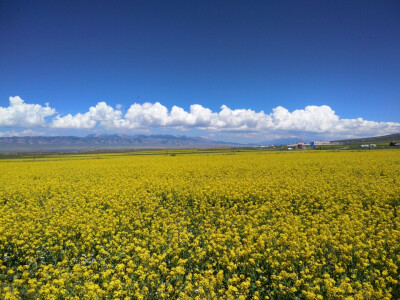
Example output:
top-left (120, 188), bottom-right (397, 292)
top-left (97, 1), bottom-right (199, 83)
top-left (1, 150), bottom-right (399, 299)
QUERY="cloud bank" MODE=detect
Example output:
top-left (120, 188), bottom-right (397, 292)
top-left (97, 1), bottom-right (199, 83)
top-left (0, 96), bottom-right (55, 127)
top-left (1, 96), bottom-right (399, 138)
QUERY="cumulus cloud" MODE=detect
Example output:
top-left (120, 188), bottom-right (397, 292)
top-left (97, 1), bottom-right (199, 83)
top-left (118, 102), bottom-right (400, 136)
top-left (1, 96), bottom-right (400, 137)
top-left (51, 102), bottom-right (123, 129)
top-left (0, 96), bottom-right (56, 127)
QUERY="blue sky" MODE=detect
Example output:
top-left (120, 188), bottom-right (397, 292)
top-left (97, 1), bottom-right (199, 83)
top-left (1, 0), bottom-right (399, 143)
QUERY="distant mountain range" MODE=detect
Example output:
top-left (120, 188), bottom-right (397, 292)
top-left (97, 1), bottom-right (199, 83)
top-left (1, 132), bottom-right (399, 152)
top-left (332, 133), bottom-right (400, 144)
top-left (0, 134), bottom-right (240, 152)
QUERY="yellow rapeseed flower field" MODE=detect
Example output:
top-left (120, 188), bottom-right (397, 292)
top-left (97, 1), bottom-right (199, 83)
top-left (0, 150), bottom-right (399, 299)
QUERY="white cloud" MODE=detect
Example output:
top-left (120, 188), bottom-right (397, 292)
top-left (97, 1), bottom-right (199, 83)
top-left (51, 102), bottom-right (123, 129)
top-left (124, 102), bottom-right (169, 128)
top-left (1, 96), bottom-right (400, 138)
top-left (121, 103), bottom-right (267, 130)
top-left (269, 105), bottom-right (338, 132)
top-left (0, 96), bottom-right (56, 127)
top-left (119, 102), bottom-right (400, 136)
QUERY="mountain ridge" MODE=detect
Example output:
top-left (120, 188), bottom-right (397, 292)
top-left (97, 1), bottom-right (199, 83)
top-left (0, 134), bottom-right (240, 152)
top-left (332, 133), bottom-right (400, 144)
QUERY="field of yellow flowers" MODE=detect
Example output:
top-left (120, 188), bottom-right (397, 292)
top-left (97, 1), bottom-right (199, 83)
top-left (0, 150), bottom-right (399, 299)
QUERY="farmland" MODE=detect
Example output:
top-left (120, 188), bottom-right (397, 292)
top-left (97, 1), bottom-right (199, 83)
top-left (0, 150), bottom-right (399, 299)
